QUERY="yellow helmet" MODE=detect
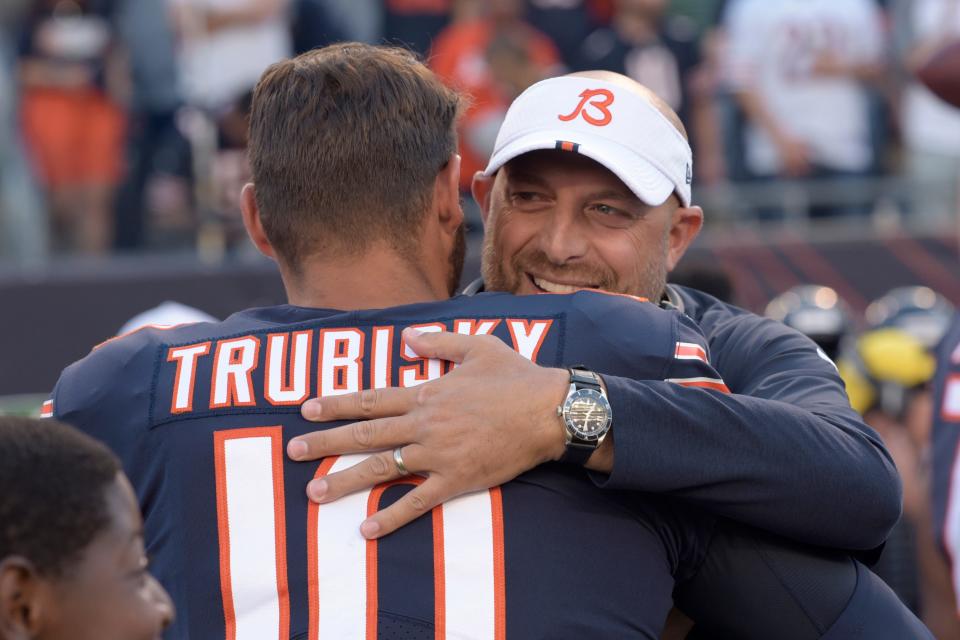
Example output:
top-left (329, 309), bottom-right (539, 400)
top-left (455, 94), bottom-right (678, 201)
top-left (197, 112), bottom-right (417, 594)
top-left (837, 328), bottom-right (936, 417)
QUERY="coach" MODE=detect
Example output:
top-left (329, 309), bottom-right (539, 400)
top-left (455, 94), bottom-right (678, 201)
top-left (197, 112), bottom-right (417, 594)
top-left (288, 70), bottom-right (901, 552)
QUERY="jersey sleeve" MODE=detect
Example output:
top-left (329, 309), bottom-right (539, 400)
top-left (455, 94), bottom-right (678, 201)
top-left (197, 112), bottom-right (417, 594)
top-left (50, 331), bottom-right (158, 471)
top-left (675, 519), bottom-right (932, 639)
top-left (592, 310), bottom-right (901, 551)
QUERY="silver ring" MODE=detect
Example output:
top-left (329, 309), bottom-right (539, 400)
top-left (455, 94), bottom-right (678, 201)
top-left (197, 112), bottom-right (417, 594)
top-left (393, 447), bottom-right (409, 476)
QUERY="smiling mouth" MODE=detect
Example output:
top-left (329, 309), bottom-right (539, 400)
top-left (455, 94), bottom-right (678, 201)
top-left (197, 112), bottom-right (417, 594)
top-left (529, 274), bottom-right (600, 294)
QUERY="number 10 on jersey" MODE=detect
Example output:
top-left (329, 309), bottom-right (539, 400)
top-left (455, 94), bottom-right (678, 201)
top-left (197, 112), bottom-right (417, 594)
top-left (214, 427), bottom-right (507, 639)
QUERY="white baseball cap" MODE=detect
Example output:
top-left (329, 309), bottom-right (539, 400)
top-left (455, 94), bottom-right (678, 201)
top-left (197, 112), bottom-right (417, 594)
top-left (483, 76), bottom-right (693, 207)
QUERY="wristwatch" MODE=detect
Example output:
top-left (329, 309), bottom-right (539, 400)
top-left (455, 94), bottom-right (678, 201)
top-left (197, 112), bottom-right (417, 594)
top-left (558, 366), bottom-right (613, 465)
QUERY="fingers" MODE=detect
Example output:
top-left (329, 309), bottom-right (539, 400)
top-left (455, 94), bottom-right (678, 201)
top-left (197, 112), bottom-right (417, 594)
top-left (359, 480), bottom-right (440, 539)
top-left (288, 416), bottom-right (415, 461)
top-left (301, 386), bottom-right (417, 422)
top-left (306, 445), bottom-right (423, 503)
top-left (402, 326), bottom-right (499, 363)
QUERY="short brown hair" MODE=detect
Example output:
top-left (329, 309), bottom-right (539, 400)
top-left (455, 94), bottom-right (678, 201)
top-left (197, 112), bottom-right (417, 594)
top-left (248, 43), bottom-right (463, 268)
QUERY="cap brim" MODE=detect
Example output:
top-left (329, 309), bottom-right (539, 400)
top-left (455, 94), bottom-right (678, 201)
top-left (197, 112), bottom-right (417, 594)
top-left (483, 131), bottom-right (677, 207)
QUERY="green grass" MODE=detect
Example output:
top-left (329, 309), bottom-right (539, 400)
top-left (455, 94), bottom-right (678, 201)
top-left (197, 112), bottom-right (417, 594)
top-left (0, 394), bottom-right (48, 417)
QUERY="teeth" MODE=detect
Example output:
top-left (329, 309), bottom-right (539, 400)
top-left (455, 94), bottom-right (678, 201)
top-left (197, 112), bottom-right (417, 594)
top-left (533, 277), bottom-right (593, 294)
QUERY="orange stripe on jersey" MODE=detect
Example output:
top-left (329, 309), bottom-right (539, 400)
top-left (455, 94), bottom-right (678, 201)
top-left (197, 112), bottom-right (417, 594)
top-left (271, 434), bottom-right (291, 640)
top-left (668, 377), bottom-right (730, 393)
top-left (213, 431), bottom-right (238, 640)
top-left (490, 487), bottom-right (507, 640)
top-left (674, 342), bottom-right (708, 363)
top-left (40, 400), bottom-right (54, 418)
top-left (308, 457), bottom-right (340, 640)
top-left (433, 498), bottom-right (446, 640)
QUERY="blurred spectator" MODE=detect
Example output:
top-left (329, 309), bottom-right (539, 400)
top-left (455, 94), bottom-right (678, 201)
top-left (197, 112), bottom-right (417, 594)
top-left (112, 0), bottom-right (191, 251)
top-left (384, 0), bottom-right (451, 55)
top-left (901, 0), bottom-right (960, 224)
top-left (929, 313), bottom-right (960, 638)
top-left (430, 0), bottom-right (563, 191)
top-left (210, 89), bottom-right (254, 251)
top-left (168, 0), bottom-right (291, 114)
top-left (0, 0), bottom-right (47, 266)
top-left (19, 0), bottom-right (126, 254)
top-left (724, 0), bottom-right (886, 216)
top-left (578, 0), bottom-right (726, 185)
top-left (839, 287), bottom-right (956, 622)
top-left (839, 326), bottom-right (933, 613)
top-left (168, 0), bottom-right (291, 257)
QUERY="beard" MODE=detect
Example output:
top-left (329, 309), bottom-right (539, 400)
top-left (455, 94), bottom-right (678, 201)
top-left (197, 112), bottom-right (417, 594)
top-left (447, 223), bottom-right (467, 297)
top-left (481, 214), bottom-right (670, 301)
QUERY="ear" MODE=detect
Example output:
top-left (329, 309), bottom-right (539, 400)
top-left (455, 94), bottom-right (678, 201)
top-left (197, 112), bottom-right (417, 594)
top-left (666, 205), bottom-right (704, 272)
top-left (240, 183), bottom-right (276, 260)
top-left (471, 171), bottom-right (495, 226)
top-left (0, 557), bottom-right (45, 639)
top-left (433, 154), bottom-right (464, 233)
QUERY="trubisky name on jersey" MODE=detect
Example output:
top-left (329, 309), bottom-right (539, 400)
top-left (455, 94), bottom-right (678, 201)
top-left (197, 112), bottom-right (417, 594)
top-left (150, 318), bottom-right (555, 425)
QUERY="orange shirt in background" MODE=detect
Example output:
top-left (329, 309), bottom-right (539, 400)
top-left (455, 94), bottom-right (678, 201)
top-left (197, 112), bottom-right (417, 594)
top-left (430, 19), bottom-right (561, 189)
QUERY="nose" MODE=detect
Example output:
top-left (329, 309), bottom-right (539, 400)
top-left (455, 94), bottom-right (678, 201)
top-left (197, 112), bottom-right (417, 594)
top-left (538, 208), bottom-right (588, 265)
top-left (149, 575), bottom-right (176, 630)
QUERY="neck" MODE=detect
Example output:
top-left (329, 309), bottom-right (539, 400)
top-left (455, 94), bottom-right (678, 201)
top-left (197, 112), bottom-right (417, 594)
top-left (281, 248), bottom-right (447, 311)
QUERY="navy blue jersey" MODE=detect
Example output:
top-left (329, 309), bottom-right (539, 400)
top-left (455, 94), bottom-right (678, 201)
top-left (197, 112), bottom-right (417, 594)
top-left (52, 291), bottom-right (727, 640)
top-left (931, 313), bottom-right (960, 606)
top-left (585, 285), bottom-right (900, 549)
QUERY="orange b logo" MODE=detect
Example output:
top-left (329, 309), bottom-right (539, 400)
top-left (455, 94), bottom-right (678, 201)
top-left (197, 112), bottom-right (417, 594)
top-left (558, 89), bottom-right (615, 126)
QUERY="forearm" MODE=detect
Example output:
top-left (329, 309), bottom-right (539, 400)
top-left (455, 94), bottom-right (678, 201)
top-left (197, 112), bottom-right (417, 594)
top-left (592, 375), bottom-right (901, 549)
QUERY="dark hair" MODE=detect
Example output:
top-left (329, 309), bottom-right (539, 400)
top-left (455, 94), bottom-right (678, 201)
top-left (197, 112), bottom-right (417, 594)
top-left (0, 417), bottom-right (121, 575)
top-left (248, 43), bottom-right (463, 268)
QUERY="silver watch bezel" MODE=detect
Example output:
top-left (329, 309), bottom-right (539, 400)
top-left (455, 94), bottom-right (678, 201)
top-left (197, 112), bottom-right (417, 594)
top-left (561, 386), bottom-right (613, 442)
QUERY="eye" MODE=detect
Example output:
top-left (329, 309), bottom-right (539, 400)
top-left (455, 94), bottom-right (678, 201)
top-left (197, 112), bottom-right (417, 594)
top-left (511, 191), bottom-right (544, 202)
top-left (591, 203), bottom-right (619, 216)
top-left (508, 190), bottom-right (550, 211)
top-left (585, 202), bottom-right (638, 228)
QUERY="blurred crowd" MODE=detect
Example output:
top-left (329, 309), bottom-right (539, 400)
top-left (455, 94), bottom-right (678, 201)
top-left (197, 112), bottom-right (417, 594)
top-left (1, 0), bottom-right (960, 264)
top-left (762, 283), bottom-right (959, 636)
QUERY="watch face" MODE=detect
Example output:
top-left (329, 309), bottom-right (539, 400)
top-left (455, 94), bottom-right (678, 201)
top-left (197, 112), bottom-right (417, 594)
top-left (562, 388), bottom-right (612, 440)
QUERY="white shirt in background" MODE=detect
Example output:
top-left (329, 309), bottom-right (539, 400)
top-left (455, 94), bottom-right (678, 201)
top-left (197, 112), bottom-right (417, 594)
top-left (169, 0), bottom-right (292, 113)
top-left (725, 0), bottom-right (884, 175)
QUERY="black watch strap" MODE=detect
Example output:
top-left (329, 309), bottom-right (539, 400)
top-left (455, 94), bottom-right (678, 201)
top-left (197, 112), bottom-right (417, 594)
top-left (560, 441), bottom-right (596, 465)
top-left (569, 366), bottom-right (603, 392)
top-left (559, 366), bottom-right (606, 465)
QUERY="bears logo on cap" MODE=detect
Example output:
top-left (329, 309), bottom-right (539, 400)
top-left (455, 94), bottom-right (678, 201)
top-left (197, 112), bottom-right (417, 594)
top-left (558, 89), bottom-right (614, 127)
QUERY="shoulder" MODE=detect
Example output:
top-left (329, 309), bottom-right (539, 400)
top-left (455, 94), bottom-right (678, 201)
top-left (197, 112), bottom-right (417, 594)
top-left (52, 319), bottom-right (230, 438)
top-left (671, 285), bottom-right (838, 386)
top-left (673, 285), bottom-right (790, 345)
